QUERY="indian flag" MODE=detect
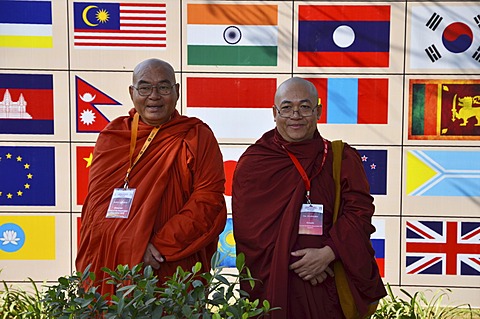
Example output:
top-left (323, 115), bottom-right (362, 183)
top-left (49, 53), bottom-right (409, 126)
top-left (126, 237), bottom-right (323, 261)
top-left (187, 4), bottom-right (278, 66)
top-left (186, 77), bottom-right (277, 140)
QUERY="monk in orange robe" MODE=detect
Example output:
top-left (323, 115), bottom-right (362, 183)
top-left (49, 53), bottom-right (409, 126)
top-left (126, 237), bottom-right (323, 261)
top-left (232, 77), bottom-right (386, 318)
top-left (76, 59), bottom-right (227, 296)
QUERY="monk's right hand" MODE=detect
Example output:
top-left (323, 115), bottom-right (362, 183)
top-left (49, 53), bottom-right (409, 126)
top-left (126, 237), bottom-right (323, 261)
top-left (143, 243), bottom-right (164, 270)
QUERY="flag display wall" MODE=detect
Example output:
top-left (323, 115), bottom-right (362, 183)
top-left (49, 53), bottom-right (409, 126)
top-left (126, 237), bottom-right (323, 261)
top-left (0, 0), bottom-right (479, 307)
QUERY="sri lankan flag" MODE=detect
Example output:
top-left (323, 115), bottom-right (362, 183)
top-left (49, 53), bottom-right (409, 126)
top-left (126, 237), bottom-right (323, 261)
top-left (409, 79), bottom-right (480, 140)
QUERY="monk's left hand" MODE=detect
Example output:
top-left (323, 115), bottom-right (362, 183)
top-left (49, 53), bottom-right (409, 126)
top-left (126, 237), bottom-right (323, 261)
top-left (289, 246), bottom-right (335, 283)
top-left (143, 243), bottom-right (164, 270)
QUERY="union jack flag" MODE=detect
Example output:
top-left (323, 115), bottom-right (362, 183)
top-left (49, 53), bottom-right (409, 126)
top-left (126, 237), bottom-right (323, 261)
top-left (406, 221), bottom-right (480, 276)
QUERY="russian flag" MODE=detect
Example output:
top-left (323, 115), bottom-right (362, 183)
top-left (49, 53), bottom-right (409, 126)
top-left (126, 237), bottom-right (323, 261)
top-left (298, 5), bottom-right (390, 67)
top-left (0, 74), bottom-right (54, 134)
top-left (371, 219), bottom-right (385, 277)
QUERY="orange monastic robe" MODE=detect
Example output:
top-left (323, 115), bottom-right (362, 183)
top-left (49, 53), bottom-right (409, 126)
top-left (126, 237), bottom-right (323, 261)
top-left (76, 109), bottom-right (227, 295)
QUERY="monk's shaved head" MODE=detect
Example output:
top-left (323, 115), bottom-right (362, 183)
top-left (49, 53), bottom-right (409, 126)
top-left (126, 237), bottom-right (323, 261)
top-left (275, 77), bottom-right (318, 107)
top-left (129, 58), bottom-right (179, 126)
top-left (132, 58), bottom-right (176, 85)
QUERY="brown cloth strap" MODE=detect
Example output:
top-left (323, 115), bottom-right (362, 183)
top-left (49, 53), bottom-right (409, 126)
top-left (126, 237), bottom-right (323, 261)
top-left (331, 140), bottom-right (378, 319)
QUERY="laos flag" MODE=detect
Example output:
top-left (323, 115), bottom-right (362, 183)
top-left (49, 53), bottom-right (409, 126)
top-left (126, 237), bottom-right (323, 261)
top-left (298, 5), bottom-right (391, 67)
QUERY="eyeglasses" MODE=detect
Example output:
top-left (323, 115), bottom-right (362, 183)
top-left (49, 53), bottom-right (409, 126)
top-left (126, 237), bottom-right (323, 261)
top-left (275, 105), bottom-right (318, 118)
top-left (131, 83), bottom-right (175, 96)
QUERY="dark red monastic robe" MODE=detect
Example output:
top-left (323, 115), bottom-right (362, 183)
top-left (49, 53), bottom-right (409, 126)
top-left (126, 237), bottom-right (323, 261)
top-left (76, 109), bottom-right (227, 296)
top-left (232, 129), bottom-right (386, 319)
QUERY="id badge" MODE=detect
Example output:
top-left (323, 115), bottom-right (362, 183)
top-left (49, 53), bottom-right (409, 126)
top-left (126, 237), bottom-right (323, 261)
top-left (298, 204), bottom-right (323, 235)
top-left (105, 188), bottom-right (136, 218)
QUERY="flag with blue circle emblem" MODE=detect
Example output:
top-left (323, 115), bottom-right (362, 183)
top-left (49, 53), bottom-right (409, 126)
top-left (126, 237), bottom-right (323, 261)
top-left (0, 215), bottom-right (55, 260)
top-left (217, 218), bottom-right (236, 267)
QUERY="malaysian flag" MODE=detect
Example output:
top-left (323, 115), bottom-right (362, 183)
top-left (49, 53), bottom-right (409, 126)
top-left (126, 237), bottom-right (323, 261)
top-left (73, 2), bottom-right (166, 49)
top-left (406, 220), bottom-right (480, 276)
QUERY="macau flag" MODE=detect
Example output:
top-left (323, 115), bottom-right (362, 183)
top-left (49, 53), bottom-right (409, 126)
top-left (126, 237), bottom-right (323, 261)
top-left (298, 5), bottom-right (390, 67)
top-left (0, 74), bottom-right (54, 134)
top-left (217, 218), bottom-right (236, 267)
top-left (308, 78), bottom-right (388, 124)
top-left (0, 215), bottom-right (55, 260)
top-left (409, 79), bottom-right (480, 140)
top-left (187, 4), bottom-right (278, 66)
top-left (0, 146), bottom-right (55, 206)
top-left (407, 150), bottom-right (480, 196)
top-left (0, 0), bottom-right (52, 48)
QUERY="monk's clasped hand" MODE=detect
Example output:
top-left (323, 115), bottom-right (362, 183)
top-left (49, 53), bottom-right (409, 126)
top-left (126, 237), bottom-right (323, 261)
top-left (289, 247), bottom-right (335, 285)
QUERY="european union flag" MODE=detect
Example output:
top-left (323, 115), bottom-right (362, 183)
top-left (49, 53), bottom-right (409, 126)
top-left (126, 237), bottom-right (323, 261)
top-left (358, 149), bottom-right (387, 195)
top-left (0, 146), bottom-right (55, 206)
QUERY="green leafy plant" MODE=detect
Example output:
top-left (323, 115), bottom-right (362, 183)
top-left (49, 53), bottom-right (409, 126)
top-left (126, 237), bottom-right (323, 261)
top-left (371, 283), bottom-right (476, 319)
top-left (40, 252), bottom-right (277, 318)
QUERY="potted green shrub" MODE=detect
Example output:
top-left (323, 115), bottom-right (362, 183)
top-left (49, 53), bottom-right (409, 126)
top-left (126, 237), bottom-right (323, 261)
top-left (41, 252), bottom-right (278, 318)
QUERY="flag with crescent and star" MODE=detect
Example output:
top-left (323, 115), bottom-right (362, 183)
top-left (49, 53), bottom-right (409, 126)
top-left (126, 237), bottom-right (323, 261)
top-left (73, 2), bottom-right (166, 49)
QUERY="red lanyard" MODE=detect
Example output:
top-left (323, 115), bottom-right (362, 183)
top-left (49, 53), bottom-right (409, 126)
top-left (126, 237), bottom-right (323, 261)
top-left (283, 139), bottom-right (328, 204)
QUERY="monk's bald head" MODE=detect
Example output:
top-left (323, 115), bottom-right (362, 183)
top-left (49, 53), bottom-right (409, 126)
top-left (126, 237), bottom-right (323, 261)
top-left (132, 58), bottom-right (176, 84)
top-left (274, 77), bottom-right (318, 107)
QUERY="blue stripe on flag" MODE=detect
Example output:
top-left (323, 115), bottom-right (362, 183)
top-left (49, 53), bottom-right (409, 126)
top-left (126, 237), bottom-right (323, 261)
top-left (327, 78), bottom-right (358, 124)
top-left (298, 21), bottom-right (390, 52)
top-left (0, 1), bottom-right (52, 24)
top-left (0, 74), bottom-right (53, 89)
top-left (371, 238), bottom-right (385, 258)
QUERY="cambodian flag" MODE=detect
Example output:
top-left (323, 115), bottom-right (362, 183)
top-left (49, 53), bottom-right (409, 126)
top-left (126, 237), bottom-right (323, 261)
top-left (0, 74), bottom-right (54, 134)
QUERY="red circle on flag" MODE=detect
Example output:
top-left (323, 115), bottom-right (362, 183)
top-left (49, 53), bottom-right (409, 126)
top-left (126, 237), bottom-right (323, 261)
top-left (223, 160), bottom-right (237, 196)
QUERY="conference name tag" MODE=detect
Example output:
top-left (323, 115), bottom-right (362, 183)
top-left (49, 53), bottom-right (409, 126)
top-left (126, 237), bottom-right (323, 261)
top-left (298, 204), bottom-right (323, 235)
top-left (105, 188), bottom-right (136, 219)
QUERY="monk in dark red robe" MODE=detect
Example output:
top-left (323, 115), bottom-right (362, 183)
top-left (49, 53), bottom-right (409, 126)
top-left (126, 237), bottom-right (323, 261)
top-left (232, 77), bottom-right (386, 319)
top-left (76, 59), bottom-right (227, 296)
